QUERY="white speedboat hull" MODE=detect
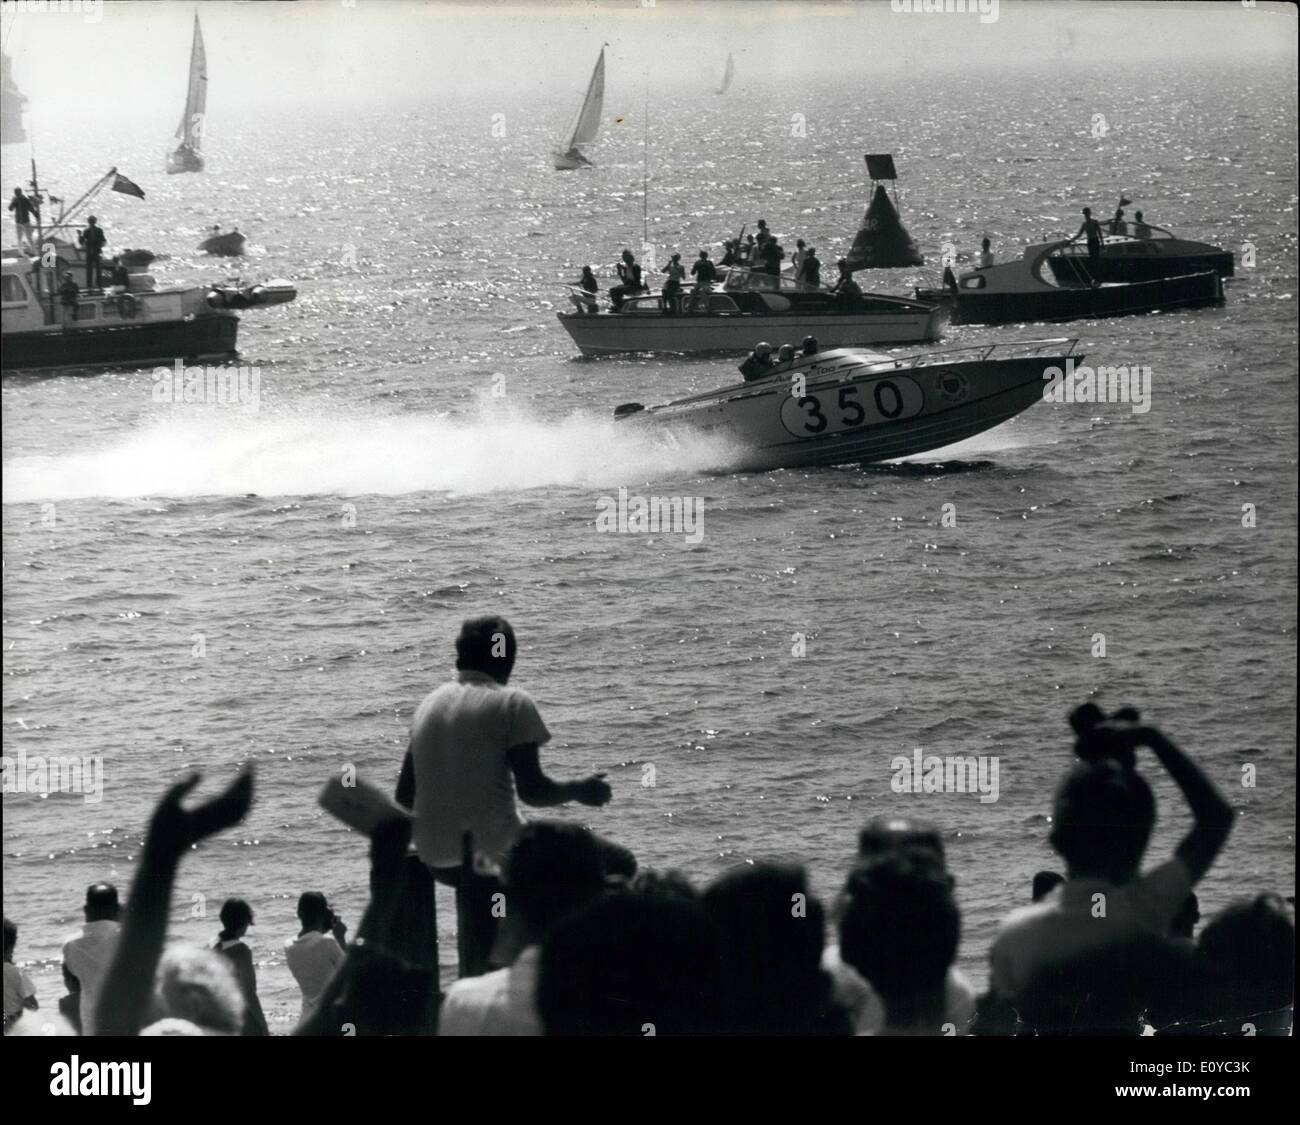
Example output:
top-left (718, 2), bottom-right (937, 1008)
top-left (619, 340), bottom-right (1081, 471)
top-left (560, 306), bottom-right (942, 355)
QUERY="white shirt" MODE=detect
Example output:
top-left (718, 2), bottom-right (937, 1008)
top-left (438, 946), bottom-right (542, 1036)
top-left (409, 670), bottom-right (551, 868)
top-left (989, 857), bottom-right (1194, 1000)
top-left (285, 931), bottom-right (345, 1020)
top-left (63, 919), bottom-right (121, 1036)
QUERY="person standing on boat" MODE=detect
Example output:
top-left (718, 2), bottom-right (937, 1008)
top-left (797, 246), bottom-right (821, 289)
top-left (609, 249), bottom-right (645, 311)
top-left (78, 216), bottom-right (107, 290)
top-left (754, 219), bottom-right (770, 253)
top-left (720, 240), bottom-right (738, 267)
top-left (575, 266), bottom-right (599, 314)
top-left (8, 187), bottom-right (39, 255)
top-left (396, 616), bottom-right (612, 979)
top-left (660, 253), bottom-right (685, 315)
top-left (791, 239), bottom-right (807, 276)
top-left (689, 250), bottom-right (717, 310)
top-left (1068, 208), bottom-right (1105, 280)
top-left (1131, 211), bottom-right (1152, 239)
top-left (977, 238), bottom-right (995, 269)
top-left (762, 238), bottom-right (785, 279)
top-left (1111, 208), bottom-right (1128, 236)
top-left (58, 271), bottom-right (81, 327)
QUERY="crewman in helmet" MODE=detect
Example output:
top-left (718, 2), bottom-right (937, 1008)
top-left (739, 341), bottom-right (774, 382)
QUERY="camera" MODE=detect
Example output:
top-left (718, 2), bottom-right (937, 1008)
top-left (1069, 702), bottom-right (1140, 768)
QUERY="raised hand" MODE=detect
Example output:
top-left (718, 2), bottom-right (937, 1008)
top-left (147, 768), bottom-right (254, 856)
top-left (573, 772), bottom-right (612, 807)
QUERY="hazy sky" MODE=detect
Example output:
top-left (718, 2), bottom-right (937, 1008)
top-left (2, 0), bottom-right (1296, 121)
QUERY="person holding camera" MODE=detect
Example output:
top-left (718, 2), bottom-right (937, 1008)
top-left (987, 705), bottom-right (1235, 1010)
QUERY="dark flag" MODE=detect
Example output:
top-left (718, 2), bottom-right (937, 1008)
top-left (111, 173), bottom-right (146, 200)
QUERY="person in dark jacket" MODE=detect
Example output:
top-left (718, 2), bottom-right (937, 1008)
top-left (78, 216), bottom-right (107, 289)
top-left (8, 187), bottom-right (40, 254)
top-left (609, 249), bottom-right (645, 311)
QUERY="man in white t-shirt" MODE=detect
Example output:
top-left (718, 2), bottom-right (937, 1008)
top-left (285, 891), bottom-right (347, 1024)
top-left (397, 616), bottom-right (612, 977)
top-left (987, 715), bottom-right (1234, 1022)
top-left (62, 883), bottom-right (122, 1036)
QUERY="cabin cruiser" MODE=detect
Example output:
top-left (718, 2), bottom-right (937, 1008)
top-left (1043, 222), bottom-right (1233, 284)
top-left (1, 248), bottom-right (296, 370)
top-left (613, 338), bottom-right (1080, 471)
top-left (198, 228), bottom-right (246, 256)
top-left (559, 267), bottom-right (943, 355)
top-left (915, 241), bottom-right (1223, 326)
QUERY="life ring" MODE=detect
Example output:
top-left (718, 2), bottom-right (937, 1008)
top-left (117, 293), bottom-right (139, 319)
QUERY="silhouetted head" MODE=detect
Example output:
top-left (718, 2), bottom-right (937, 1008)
top-left (84, 883), bottom-right (120, 923)
top-left (670, 252), bottom-right (680, 262)
top-left (801, 336), bottom-right (818, 355)
top-left (1135, 211), bottom-right (1144, 222)
top-left (1032, 870), bottom-right (1065, 903)
top-left (581, 265), bottom-right (594, 277)
top-left (757, 218), bottom-right (767, 229)
top-left (838, 852), bottom-right (959, 1033)
top-left (858, 816), bottom-right (945, 867)
top-left (698, 249), bottom-right (709, 259)
top-left (455, 615), bottom-right (517, 683)
top-left (981, 237), bottom-right (991, 250)
top-left (703, 863), bottom-right (842, 1033)
top-left (503, 820), bottom-right (607, 943)
top-left (1049, 760), bottom-right (1155, 882)
top-left (87, 216), bottom-right (97, 225)
top-left (621, 249), bottom-right (633, 263)
top-left (3, 917), bottom-right (16, 958)
top-left (1082, 207), bottom-right (1091, 216)
top-left (296, 891), bottom-right (331, 931)
top-left (538, 890), bottom-right (719, 1035)
top-left (12, 187), bottom-right (21, 196)
top-left (218, 897), bottom-right (254, 940)
top-left (796, 239), bottom-right (805, 248)
top-left (1198, 894), bottom-right (1295, 1024)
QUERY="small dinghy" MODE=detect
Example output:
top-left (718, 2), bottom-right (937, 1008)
top-left (614, 339), bottom-right (1082, 472)
top-left (198, 228), bottom-right (246, 256)
top-left (206, 278), bottom-right (297, 310)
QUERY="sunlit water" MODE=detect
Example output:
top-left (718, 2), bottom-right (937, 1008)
top-left (3, 59), bottom-right (1297, 1029)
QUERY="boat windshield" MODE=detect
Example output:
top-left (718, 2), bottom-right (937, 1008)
top-left (722, 267), bottom-right (821, 294)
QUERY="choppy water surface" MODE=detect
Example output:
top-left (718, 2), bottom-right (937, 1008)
top-left (3, 60), bottom-right (1297, 1027)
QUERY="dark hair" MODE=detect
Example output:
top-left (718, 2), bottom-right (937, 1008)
top-left (538, 891), bottom-right (719, 1035)
top-left (2, 917), bottom-right (16, 951)
top-left (504, 821), bottom-right (607, 938)
top-left (703, 863), bottom-right (847, 1035)
top-left (297, 891), bottom-right (331, 928)
top-left (85, 883), bottom-right (120, 921)
top-left (219, 897), bottom-right (254, 937)
top-left (1198, 894), bottom-right (1295, 1019)
top-left (454, 616), bottom-right (516, 680)
top-left (1032, 870), bottom-right (1065, 902)
top-left (838, 852), bottom-right (959, 1029)
top-left (858, 816), bottom-right (945, 866)
top-left (1049, 760), bottom-right (1155, 881)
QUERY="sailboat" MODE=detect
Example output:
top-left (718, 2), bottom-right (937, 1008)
top-left (166, 13), bottom-right (207, 175)
top-left (552, 45), bottom-right (605, 171)
top-left (716, 52), bottom-right (734, 95)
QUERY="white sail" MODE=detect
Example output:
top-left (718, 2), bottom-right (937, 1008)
top-left (717, 52), bottom-right (734, 95)
top-left (173, 14), bottom-right (207, 153)
top-left (563, 47), bottom-right (605, 153)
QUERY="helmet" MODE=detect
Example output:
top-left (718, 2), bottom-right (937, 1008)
top-left (755, 342), bottom-right (772, 355)
top-left (777, 345), bottom-right (795, 361)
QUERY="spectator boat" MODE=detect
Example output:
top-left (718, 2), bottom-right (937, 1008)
top-left (559, 267), bottom-right (943, 355)
top-left (1043, 222), bottom-right (1233, 284)
top-left (198, 229), bottom-right (246, 256)
top-left (915, 242), bottom-right (1223, 327)
top-left (1, 248), bottom-right (296, 371)
top-left (612, 338), bottom-right (1080, 471)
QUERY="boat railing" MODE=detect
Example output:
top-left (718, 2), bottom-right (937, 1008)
top-left (879, 338), bottom-right (1081, 369)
